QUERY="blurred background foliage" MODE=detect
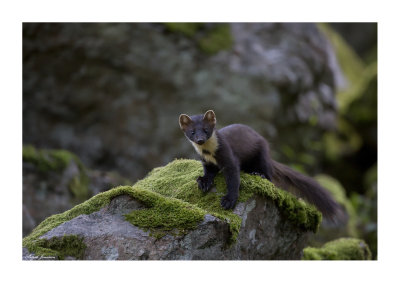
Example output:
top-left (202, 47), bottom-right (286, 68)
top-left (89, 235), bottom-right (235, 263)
top-left (23, 23), bottom-right (377, 258)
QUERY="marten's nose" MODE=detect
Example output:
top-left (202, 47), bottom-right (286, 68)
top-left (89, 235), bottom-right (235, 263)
top-left (196, 139), bottom-right (205, 145)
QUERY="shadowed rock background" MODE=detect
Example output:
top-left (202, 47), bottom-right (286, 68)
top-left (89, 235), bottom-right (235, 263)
top-left (23, 23), bottom-right (377, 258)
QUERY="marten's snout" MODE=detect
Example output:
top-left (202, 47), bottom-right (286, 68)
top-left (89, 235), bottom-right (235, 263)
top-left (196, 139), bottom-right (205, 145)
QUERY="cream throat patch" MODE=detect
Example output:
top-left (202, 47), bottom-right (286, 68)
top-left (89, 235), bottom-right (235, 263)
top-left (190, 131), bottom-right (219, 165)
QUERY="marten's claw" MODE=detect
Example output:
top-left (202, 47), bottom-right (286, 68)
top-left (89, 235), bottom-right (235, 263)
top-left (197, 176), bottom-right (213, 192)
top-left (251, 172), bottom-right (266, 178)
top-left (221, 194), bottom-right (237, 209)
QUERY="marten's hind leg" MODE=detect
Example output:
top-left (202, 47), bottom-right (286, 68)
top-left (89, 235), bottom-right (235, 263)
top-left (244, 150), bottom-right (273, 182)
top-left (253, 142), bottom-right (274, 181)
top-left (254, 155), bottom-right (273, 181)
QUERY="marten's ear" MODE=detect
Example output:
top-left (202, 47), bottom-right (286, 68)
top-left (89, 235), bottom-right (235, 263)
top-left (203, 110), bottom-right (216, 126)
top-left (179, 114), bottom-right (193, 131)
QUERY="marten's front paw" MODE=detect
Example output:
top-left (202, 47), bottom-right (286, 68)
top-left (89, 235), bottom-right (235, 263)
top-left (221, 194), bottom-right (237, 210)
top-left (196, 176), bottom-right (213, 192)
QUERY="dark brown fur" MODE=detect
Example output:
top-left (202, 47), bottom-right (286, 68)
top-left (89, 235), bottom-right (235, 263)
top-left (179, 110), bottom-right (343, 222)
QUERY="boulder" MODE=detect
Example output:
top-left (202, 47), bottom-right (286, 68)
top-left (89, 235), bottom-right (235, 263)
top-left (23, 145), bottom-right (131, 236)
top-left (23, 159), bottom-right (321, 260)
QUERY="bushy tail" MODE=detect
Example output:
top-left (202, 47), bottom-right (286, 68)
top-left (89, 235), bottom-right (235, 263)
top-left (271, 160), bottom-right (345, 224)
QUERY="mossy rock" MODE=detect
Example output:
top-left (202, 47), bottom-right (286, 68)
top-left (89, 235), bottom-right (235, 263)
top-left (318, 23), bottom-right (365, 113)
top-left (319, 24), bottom-right (377, 161)
top-left (23, 145), bottom-right (90, 202)
top-left (165, 23), bottom-right (233, 54)
top-left (315, 174), bottom-right (357, 237)
top-left (23, 145), bottom-right (83, 173)
top-left (164, 23), bottom-right (203, 37)
top-left (133, 159), bottom-right (321, 238)
top-left (23, 159), bottom-right (322, 259)
top-left (303, 238), bottom-right (372, 260)
top-left (32, 235), bottom-right (86, 260)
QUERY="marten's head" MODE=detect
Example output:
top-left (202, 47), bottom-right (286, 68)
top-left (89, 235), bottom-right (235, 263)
top-left (179, 110), bottom-right (216, 145)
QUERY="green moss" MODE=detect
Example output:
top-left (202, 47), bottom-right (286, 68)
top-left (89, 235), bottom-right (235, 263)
top-left (198, 24), bottom-right (233, 54)
top-left (23, 145), bottom-right (90, 202)
top-left (23, 145), bottom-right (73, 172)
top-left (164, 23), bottom-right (233, 55)
top-left (135, 159), bottom-right (321, 238)
top-left (165, 23), bottom-right (203, 37)
top-left (318, 24), bottom-right (377, 163)
top-left (124, 195), bottom-right (205, 239)
top-left (303, 238), bottom-right (372, 260)
top-left (68, 175), bottom-right (90, 203)
top-left (23, 185), bottom-right (125, 256)
top-left (31, 235), bottom-right (86, 260)
top-left (23, 185), bottom-right (207, 257)
top-left (322, 118), bottom-right (363, 161)
top-left (315, 175), bottom-right (358, 237)
top-left (24, 159), bottom-right (321, 257)
top-left (346, 64), bottom-right (377, 125)
top-left (318, 23), bottom-right (366, 113)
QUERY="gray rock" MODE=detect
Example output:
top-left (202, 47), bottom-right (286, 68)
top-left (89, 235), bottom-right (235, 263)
top-left (32, 194), bottom-right (310, 260)
top-left (23, 147), bottom-right (131, 236)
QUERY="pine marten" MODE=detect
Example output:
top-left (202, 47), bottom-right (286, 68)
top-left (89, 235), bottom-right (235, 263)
top-left (179, 110), bottom-right (343, 222)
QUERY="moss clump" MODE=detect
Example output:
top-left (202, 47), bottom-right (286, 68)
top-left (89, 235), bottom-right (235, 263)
top-left (164, 23), bottom-right (233, 55)
top-left (23, 145), bottom-right (90, 202)
top-left (31, 235), bottom-right (86, 260)
top-left (124, 193), bottom-right (205, 239)
top-left (165, 23), bottom-right (203, 37)
top-left (315, 174), bottom-right (357, 237)
top-left (134, 159), bottom-right (321, 240)
top-left (68, 175), bottom-right (90, 203)
top-left (303, 238), bottom-right (372, 260)
top-left (198, 24), bottom-right (233, 54)
top-left (23, 145), bottom-right (78, 172)
top-left (322, 119), bottom-right (363, 161)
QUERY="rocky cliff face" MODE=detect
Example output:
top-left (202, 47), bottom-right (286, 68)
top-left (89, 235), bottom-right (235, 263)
top-left (23, 159), bottom-right (321, 260)
top-left (23, 23), bottom-right (342, 182)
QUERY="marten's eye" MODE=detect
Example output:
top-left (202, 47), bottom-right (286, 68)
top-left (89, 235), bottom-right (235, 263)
top-left (191, 130), bottom-right (195, 135)
top-left (203, 129), bottom-right (208, 134)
